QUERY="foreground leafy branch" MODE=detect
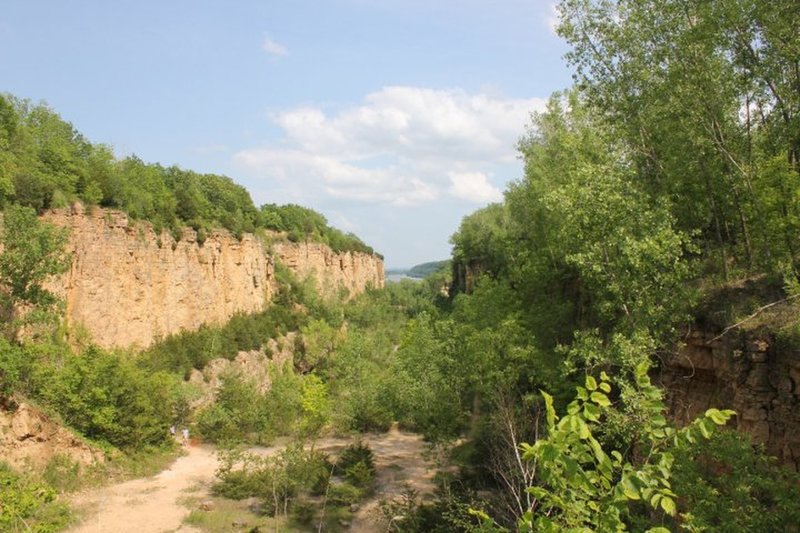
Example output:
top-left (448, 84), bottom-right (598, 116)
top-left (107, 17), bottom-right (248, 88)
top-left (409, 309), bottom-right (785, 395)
top-left (473, 366), bottom-right (734, 532)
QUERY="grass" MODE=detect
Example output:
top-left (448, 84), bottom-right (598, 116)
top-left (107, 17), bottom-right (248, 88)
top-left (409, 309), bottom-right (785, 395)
top-left (183, 497), bottom-right (298, 532)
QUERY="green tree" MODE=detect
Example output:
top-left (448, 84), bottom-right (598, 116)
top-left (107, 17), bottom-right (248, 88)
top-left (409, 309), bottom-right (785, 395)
top-left (0, 205), bottom-right (70, 336)
top-left (556, 0), bottom-right (800, 274)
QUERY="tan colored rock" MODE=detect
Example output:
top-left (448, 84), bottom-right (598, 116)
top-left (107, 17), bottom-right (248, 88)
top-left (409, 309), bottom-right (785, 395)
top-left (42, 206), bottom-right (384, 348)
top-left (659, 329), bottom-right (800, 471)
top-left (0, 403), bottom-right (103, 469)
top-left (272, 241), bottom-right (384, 299)
top-left (187, 333), bottom-right (298, 408)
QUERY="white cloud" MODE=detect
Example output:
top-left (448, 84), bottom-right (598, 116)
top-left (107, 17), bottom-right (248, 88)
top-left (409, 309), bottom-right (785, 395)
top-left (234, 86), bottom-right (545, 207)
top-left (262, 36), bottom-right (288, 57)
top-left (448, 171), bottom-right (503, 203)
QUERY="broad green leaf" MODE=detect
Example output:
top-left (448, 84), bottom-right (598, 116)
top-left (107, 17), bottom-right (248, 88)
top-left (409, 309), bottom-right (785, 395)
top-left (650, 493), bottom-right (662, 508)
top-left (585, 375), bottom-right (597, 391)
top-left (583, 402), bottom-right (600, 422)
top-left (698, 419), bottom-right (712, 439)
top-left (578, 418), bottom-right (590, 439)
top-left (526, 486), bottom-right (549, 500)
top-left (660, 496), bottom-right (676, 516)
top-left (706, 408), bottom-right (733, 425)
top-left (590, 391), bottom-right (611, 407)
top-left (621, 474), bottom-right (640, 500)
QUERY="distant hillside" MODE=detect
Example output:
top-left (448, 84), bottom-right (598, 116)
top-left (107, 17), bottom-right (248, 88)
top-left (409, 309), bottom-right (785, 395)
top-left (407, 260), bottom-right (450, 279)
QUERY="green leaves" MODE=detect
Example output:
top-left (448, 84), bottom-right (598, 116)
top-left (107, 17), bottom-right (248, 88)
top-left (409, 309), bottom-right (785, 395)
top-left (590, 391), bottom-right (611, 407)
top-left (514, 373), bottom-right (737, 531)
top-left (0, 205), bottom-right (70, 341)
top-left (705, 408), bottom-right (735, 425)
top-left (542, 390), bottom-right (557, 430)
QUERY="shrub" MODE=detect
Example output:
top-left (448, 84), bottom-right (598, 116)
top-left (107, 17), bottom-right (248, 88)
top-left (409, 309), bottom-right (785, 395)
top-left (327, 482), bottom-right (363, 506)
top-left (0, 463), bottom-right (71, 533)
top-left (335, 441), bottom-right (376, 489)
top-left (34, 346), bottom-right (175, 450)
top-left (214, 445), bottom-right (332, 518)
top-left (671, 431), bottom-right (800, 532)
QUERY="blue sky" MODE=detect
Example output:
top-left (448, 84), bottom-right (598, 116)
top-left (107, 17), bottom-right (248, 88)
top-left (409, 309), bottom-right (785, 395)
top-left (1, 0), bottom-right (572, 267)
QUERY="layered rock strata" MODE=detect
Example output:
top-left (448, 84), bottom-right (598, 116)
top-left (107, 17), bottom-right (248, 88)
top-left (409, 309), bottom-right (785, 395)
top-left (272, 241), bottom-right (384, 299)
top-left (44, 205), bottom-right (383, 348)
top-left (659, 328), bottom-right (800, 470)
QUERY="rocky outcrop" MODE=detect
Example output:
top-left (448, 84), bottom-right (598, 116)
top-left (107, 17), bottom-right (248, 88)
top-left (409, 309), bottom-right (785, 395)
top-left (0, 402), bottom-right (104, 469)
top-left (45, 205), bottom-right (277, 349)
top-left (272, 241), bottom-right (384, 299)
top-left (44, 205), bottom-right (384, 349)
top-left (659, 328), bottom-right (800, 470)
top-left (187, 333), bottom-right (297, 408)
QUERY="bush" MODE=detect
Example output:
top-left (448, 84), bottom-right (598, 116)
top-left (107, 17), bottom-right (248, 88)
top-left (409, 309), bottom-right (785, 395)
top-left (140, 305), bottom-right (305, 377)
top-left (214, 445), bottom-right (333, 517)
top-left (0, 463), bottom-right (71, 533)
top-left (327, 482), bottom-right (364, 506)
top-left (42, 455), bottom-right (82, 493)
top-left (335, 441), bottom-right (376, 488)
top-left (34, 346), bottom-right (175, 450)
top-left (670, 430), bottom-right (800, 532)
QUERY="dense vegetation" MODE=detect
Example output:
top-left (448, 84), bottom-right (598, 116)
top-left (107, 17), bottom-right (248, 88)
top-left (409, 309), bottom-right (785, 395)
top-left (2, 0), bottom-right (800, 531)
top-left (0, 93), bottom-right (375, 253)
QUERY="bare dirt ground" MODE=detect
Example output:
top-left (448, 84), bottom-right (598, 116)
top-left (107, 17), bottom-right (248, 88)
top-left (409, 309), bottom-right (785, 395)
top-left (67, 429), bottom-right (437, 533)
top-left (67, 444), bottom-right (220, 533)
top-left (318, 429), bottom-right (439, 532)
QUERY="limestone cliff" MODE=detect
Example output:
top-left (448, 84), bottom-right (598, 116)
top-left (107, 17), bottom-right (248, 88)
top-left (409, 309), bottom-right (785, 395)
top-left (272, 241), bottom-right (384, 299)
top-left (659, 327), bottom-right (800, 470)
top-left (44, 205), bottom-right (384, 349)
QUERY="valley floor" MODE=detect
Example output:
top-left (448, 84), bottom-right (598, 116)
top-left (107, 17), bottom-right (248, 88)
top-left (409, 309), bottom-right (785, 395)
top-left (66, 429), bottom-right (436, 533)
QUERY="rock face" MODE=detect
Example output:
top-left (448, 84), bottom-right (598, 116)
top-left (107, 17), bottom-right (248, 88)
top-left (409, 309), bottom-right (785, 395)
top-left (44, 206), bottom-right (384, 348)
top-left (659, 328), bottom-right (800, 470)
top-left (272, 241), bottom-right (384, 299)
top-left (0, 402), bottom-right (103, 469)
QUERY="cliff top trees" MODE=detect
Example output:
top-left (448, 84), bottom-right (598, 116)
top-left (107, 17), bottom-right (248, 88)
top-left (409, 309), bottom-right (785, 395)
top-left (0, 93), bottom-right (378, 255)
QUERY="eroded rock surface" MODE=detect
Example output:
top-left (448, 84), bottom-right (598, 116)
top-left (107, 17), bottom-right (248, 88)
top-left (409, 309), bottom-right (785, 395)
top-left (43, 206), bottom-right (383, 348)
top-left (272, 241), bottom-right (384, 299)
top-left (0, 402), bottom-right (103, 469)
top-left (659, 328), bottom-right (800, 470)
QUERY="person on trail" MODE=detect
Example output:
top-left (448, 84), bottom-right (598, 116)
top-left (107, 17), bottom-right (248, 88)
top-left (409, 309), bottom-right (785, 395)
top-left (169, 425), bottom-right (176, 438)
top-left (181, 427), bottom-right (189, 446)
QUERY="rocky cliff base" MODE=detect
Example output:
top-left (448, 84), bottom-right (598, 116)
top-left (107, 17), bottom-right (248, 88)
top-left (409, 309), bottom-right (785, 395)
top-left (0, 402), bottom-right (103, 470)
top-left (660, 322), bottom-right (800, 470)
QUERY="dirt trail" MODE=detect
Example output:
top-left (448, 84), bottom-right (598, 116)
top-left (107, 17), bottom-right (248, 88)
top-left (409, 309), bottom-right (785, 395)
top-left (331, 429), bottom-right (438, 532)
top-left (67, 445), bottom-right (219, 533)
top-left (68, 430), bottom-right (436, 533)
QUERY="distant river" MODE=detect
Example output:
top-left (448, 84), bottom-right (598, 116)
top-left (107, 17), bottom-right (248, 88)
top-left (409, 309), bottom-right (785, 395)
top-left (386, 273), bottom-right (422, 283)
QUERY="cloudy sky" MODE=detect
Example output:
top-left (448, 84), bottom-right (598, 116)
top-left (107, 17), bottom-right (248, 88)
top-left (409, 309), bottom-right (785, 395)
top-left (0, 0), bottom-right (571, 267)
